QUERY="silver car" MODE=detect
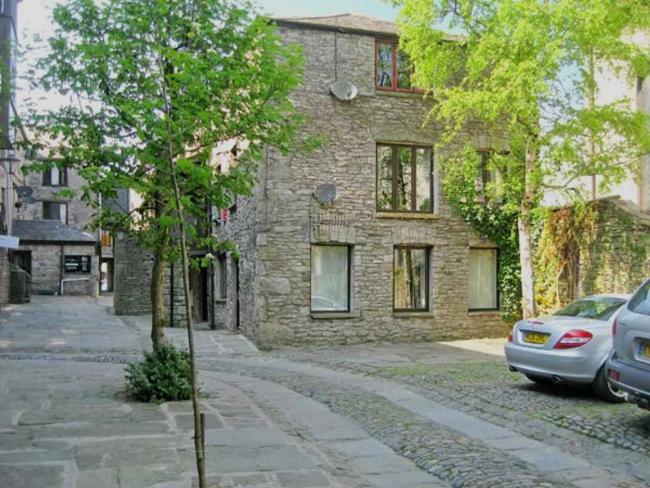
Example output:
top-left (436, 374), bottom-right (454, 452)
top-left (505, 294), bottom-right (629, 402)
top-left (606, 279), bottom-right (650, 410)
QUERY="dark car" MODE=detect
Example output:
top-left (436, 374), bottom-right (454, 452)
top-left (606, 278), bottom-right (650, 409)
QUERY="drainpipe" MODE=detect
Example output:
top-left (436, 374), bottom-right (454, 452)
top-left (208, 202), bottom-right (215, 330)
top-left (169, 261), bottom-right (174, 327)
top-left (59, 244), bottom-right (64, 295)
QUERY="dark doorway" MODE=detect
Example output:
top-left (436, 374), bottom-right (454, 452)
top-left (200, 266), bottom-right (209, 322)
top-left (10, 250), bottom-right (31, 275)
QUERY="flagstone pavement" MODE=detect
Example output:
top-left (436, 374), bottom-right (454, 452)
top-left (0, 296), bottom-right (648, 488)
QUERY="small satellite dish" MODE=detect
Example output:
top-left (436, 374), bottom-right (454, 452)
top-left (330, 81), bottom-right (358, 102)
top-left (313, 183), bottom-right (338, 205)
top-left (15, 186), bottom-right (33, 198)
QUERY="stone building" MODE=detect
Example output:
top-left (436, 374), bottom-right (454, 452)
top-left (213, 14), bottom-right (508, 348)
top-left (11, 219), bottom-right (98, 296)
top-left (0, 163), bottom-right (108, 297)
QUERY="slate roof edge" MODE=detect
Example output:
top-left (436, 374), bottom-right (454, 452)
top-left (274, 17), bottom-right (399, 39)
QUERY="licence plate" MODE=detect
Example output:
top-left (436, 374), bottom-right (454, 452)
top-left (523, 332), bottom-right (549, 345)
top-left (642, 344), bottom-right (650, 358)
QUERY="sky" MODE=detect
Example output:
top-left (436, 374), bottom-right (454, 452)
top-left (16, 0), bottom-right (399, 112)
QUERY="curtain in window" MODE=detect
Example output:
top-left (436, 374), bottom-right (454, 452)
top-left (394, 247), bottom-right (428, 310)
top-left (468, 248), bottom-right (498, 310)
top-left (377, 145), bottom-right (393, 210)
top-left (311, 246), bottom-right (349, 311)
top-left (376, 43), bottom-right (393, 88)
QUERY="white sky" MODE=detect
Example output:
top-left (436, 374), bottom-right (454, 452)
top-left (16, 0), bottom-right (398, 114)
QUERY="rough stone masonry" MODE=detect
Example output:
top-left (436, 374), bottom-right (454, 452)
top-left (214, 15), bottom-right (510, 348)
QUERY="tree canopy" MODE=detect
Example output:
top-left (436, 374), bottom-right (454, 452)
top-left (396, 0), bottom-right (650, 317)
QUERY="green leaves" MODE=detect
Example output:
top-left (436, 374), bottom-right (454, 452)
top-left (25, 0), bottom-right (306, 262)
top-left (398, 0), bottom-right (650, 318)
top-left (125, 343), bottom-right (193, 403)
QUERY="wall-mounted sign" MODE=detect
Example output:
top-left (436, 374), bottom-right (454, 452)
top-left (0, 235), bottom-right (19, 249)
top-left (64, 255), bottom-right (91, 274)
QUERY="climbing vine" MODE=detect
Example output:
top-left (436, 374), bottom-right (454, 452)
top-left (535, 199), bottom-right (650, 314)
top-left (534, 204), bottom-right (597, 314)
top-left (442, 148), bottom-right (523, 322)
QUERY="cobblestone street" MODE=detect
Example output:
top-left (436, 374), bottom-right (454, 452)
top-left (0, 297), bottom-right (648, 487)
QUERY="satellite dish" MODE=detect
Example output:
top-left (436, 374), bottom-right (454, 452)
top-left (330, 81), bottom-right (358, 102)
top-left (15, 186), bottom-right (33, 198)
top-left (313, 183), bottom-right (338, 205)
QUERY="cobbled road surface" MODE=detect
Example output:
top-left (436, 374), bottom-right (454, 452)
top-left (0, 296), bottom-right (648, 488)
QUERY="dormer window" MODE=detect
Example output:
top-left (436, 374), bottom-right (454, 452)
top-left (376, 40), bottom-right (417, 93)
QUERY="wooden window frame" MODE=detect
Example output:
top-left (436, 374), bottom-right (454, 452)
top-left (468, 247), bottom-right (500, 312)
top-left (393, 245), bottom-right (431, 313)
top-left (376, 143), bottom-right (434, 214)
top-left (310, 243), bottom-right (353, 314)
top-left (375, 39), bottom-right (421, 93)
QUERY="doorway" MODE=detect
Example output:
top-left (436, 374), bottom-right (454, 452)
top-left (100, 258), bottom-right (114, 292)
top-left (10, 250), bottom-right (31, 276)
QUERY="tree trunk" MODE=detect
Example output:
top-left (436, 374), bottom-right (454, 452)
top-left (150, 195), bottom-right (167, 350)
top-left (168, 160), bottom-right (206, 488)
top-left (519, 147), bottom-right (538, 319)
top-left (150, 245), bottom-right (166, 349)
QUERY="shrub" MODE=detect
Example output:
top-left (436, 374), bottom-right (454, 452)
top-left (125, 343), bottom-right (193, 402)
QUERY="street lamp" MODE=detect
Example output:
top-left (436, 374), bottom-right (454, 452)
top-left (1, 148), bottom-right (19, 236)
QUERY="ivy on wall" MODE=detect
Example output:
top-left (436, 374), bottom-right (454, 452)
top-left (535, 199), bottom-right (650, 314)
top-left (442, 149), bottom-right (523, 322)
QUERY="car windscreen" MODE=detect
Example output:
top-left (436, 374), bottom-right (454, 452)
top-left (554, 297), bottom-right (626, 320)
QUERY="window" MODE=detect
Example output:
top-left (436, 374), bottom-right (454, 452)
top-left (394, 246), bottom-right (429, 311)
top-left (376, 40), bottom-right (418, 92)
top-left (43, 202), bottom-right (68, 224)
top-left (217, 254), bottom-right (227, 299)
top-left (377, 144), bottom-right (433, 212)
top-left (311, 245), bottom-right (351, 312)
top-left (478, 151), bottom-right (502, 196)
top-left (64, 255), bottom-right (91, 274)
top-left (100, 230), bottom-right (113, 247)
top-left (468, 248), bottom-right (499, 311)
top-left (629, 280), bottom-right (650, 317)
top-left (42, 167), bottom-right (67, 187)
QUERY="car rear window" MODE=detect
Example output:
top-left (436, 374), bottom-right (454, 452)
top-left (628, 281), bottom-right (650, 316)
top-left (554, 297), bottom-right (626, 320)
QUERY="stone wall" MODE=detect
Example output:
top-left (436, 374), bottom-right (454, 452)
top-left (113, 233), bottom-right (193, 327)
top-left (15, 243), bottom-right (99, 296)
top-left (216, 25), bottom-right (509, 348)
top-left (577, 200), bottom-right (650, 296)
top-left (163, 263), bottom-right (187, 328)
top-left (213, 188), bottom-right (263, 341)
top-left (536, 198), bottom-right (650, 312)
top-left (114, 234), bottom-right (153, 315)
top-left (21, 169), bottom-right (95, 230)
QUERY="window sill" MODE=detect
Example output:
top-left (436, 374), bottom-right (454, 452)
top-left (468, 310), bottom-right (501, 316)
top-left (376, 212), bottom-right (438, 220)
top-left (393, 311), bottom-right (435, 318)
top-left (311, 311), bottom-right (361, 320)
top-left (375, 89), bottom-right (424, 99)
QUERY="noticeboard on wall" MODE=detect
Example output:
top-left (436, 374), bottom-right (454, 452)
top-left (64, 255), bottom-right (91, 274)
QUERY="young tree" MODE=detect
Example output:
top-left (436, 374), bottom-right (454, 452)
top-left (26, 0), bottom-right (306, 484)
top-left (396, 0), bottom-right (650, 318)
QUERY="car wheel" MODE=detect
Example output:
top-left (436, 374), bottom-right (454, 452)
top-left (525, 373), bottom-right (553, 384)
top-left (592, 366), bottom-right (626, 403)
